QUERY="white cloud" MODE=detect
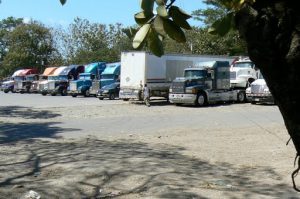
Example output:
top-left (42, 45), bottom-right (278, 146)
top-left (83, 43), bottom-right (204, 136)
top-left (23, 17), bottom-right (31, 24)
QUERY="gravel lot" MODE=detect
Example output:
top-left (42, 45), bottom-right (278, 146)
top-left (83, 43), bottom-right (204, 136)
top-left (0, 92), bottom-right (299, 198)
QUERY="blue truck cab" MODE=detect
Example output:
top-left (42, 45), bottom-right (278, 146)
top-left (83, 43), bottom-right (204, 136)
top-left (48, 65), bottom-right (85, 96)
top-left (68, 62), bottom-right (106, 97)
top-left (89, 62), bottom-right (121, 95)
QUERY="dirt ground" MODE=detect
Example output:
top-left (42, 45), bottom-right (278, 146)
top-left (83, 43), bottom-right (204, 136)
top-left (0, 92), bottom-right (299, 198)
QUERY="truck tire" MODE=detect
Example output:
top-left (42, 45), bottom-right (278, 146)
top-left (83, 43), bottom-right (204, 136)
top-left (41, 92), bottom-right (47, 96)
top-left (251, 101), bottom-right (257, 104)
top-left (122, 99), bottom-right (129, 101)
top-left (51, 92), bottom-right (57, 96)
top-left (109, 93), bottom-right (115, 100)
top-left (237, 91), bottom-right (246, 103)
top-left (196, 93), bottom-right (207, 107)
top-left (61, 89), bottom-right (67, 96)
top-left (4, 89), bottom-right (9, 93)
top-left (84, 89), bottom-right (90, 97)
top-left (98, 97), bottom-right (104, 100)
top-left (72, 94), bottom-right (78, 97)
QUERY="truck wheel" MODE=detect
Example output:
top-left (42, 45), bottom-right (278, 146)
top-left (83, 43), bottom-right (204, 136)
top-left (61, 89), bottom-right (67, 96)
top-left (251, 101), bottom-right (257, 104)
top-left (98, 97), bottom-right (104, 100)
top-left (84, 90), bottom-right (90, 97)
top-left (42, 92), bottom-right (47, 96)
top-left (20, 91), bottom-right (24, 94)
top-left (51, 92), bottom-right (57, 96)
top-left (196, 93), bottom-right (207, 107)
top-left (122, 99), bottom-right (129, 101)
top-left (4, 90), bottom-right (9, 93)
top-left (237, 91), bottom-right (246, 103)
top-left (72, 94), bottom-right (77, 97)
top-left (109, 93), bottom-right (115, 100)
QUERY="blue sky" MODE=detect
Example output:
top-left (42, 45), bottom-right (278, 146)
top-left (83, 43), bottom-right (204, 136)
top-left (0, 0), bottom-right (205, 27)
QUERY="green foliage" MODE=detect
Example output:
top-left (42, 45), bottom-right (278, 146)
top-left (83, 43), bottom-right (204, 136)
top-left (133, 0), bottom-right (192, 56)
top-left (60, 0), bottom-right (66, 5)
top-left (56, 18), bottom-right (133, 64)
top-left (1, 21), bottom-right (56, 75)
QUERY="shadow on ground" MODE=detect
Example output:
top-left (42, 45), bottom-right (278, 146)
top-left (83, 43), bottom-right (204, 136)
top-left (0, 106), bottom-right (61, 119)
top-left (0, 138), bottom-right (297, 198)
top-left (0, 122), bottom-right (78, 144)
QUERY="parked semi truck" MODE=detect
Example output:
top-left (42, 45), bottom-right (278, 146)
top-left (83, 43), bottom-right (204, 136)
top-left (47, 65), bottom-right (85, 96)
top-left (1, 69), bottom-right (25, 93)
top-left (230, 57), bottom-right (258, 89)
top-left (69, 62), bottom-right (106, 97)
top-left (246, 72), bottom-right (274, 104)
top-left (119, 51), bottom-right (234, 101)
top-left (30, 67), bottom-right (58, 93)
top-left (169, 61), bottom-right (246, 106)
top-left (39, 66), bottom-right (67, 95)
top-left (14, 69), bottom-right (39, 93)
top-left (89, 62), bottom-right (120, 95)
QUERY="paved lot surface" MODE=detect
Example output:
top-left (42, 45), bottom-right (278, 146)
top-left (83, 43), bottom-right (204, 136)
top-left (0, 92), bottom-right (299, 198)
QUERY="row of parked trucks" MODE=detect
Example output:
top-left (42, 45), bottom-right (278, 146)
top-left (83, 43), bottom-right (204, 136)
top-left (0, 62), bottom-right (121, 99)
top-left (1, 51), bottom-right (273, 105)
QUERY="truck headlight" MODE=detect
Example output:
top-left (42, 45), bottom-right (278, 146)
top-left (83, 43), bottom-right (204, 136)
top-left (169, 88), bottom-right (173, 93)
top-left (263, 88), bottom-right (270, 94)
top-left (185, 88), bottom-right (196, 94)
top-left (246, 87), bottom-right (251, 94)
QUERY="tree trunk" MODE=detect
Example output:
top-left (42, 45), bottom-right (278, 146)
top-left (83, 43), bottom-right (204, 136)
top-left (235, 0), bottom-right (300, 190)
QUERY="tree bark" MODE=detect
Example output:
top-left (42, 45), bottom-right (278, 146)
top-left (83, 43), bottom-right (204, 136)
top-left (235, 0), bottom-right (300, 190)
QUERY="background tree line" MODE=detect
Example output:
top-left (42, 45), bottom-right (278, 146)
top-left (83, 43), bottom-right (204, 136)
top-left (0, 3), bottom-right (247, 78)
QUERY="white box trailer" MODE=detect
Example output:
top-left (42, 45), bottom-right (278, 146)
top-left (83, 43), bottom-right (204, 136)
top-left (119, 51), bottom-right (234, 100)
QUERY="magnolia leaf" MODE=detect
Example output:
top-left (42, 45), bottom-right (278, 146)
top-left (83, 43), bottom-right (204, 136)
top-left (141, 0), bottom-right (154, 15)
top-left (169, 7), bottom-right (192, 30)
top-left (122, 28), bottom-right (138, 39)
top-left (153, 16), bottom-right (167, 36)
top-left (60, 0), bottom-right (66, 5)
top-left (134, 11), bottom-right (154, 26)
top-left (148, 28), bottom-right (164, 57)
top-left (133, 24), bottom-right (151, 49)
top-left (169, 6), bottom-right (191, 20)
top-left (163, 19), bottom-right (186, 42)
top-left (155, 0), bottom-right (167, 6)
top-left (208, 12), bottom-right (234, 36)
top-left (156, 5), bottom-right (168, 18)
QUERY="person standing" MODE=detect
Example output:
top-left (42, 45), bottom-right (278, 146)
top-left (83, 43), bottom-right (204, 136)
top-left (143, 83), bottom-right (150, 107)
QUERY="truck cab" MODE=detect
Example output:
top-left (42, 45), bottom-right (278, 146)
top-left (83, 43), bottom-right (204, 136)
top-left (169, 61), bottom-right (245, 106)
top-left (246, 72), bottom-right (274, 104)
top-left (230, 58), bottom-right (258, 88)
top-left (68, 62), bottom-right (106, 97)
top-left (39, 66), bottom-right (67, 95)
top-left (89, 62), bottom-right (120, 95)
top-left (14, 69), bottom-right (39, 93)
top-left (47, 65), bottom-right (85, 96)
top-left (19, 74), bottom-right (39, 93)
top-left (30, 67), bottom-right (58, 93)
top-left (1, 69), bottom-right (25, 93)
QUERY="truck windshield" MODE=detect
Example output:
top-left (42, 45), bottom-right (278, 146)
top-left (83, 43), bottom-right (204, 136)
top-left (101, 74), bottom-right (115, 79)
top-left (58, 75), bottom-right (68, 80)
top-left (26, 76), bottom-right (35, 81)
top-left (185, 70), bottom-right (207, 78)
top-left (233, 62), bottom-right (254, 68)
top-left (48, 76), bottom-right (58, 80)
top-left (79, 75), bottom-right (91, 80)
top-left (14, 76), bottom-right (24, 81)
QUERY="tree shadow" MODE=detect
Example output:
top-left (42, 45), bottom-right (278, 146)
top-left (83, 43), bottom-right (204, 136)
top-left (0, 106), bottom-right (61, 119)
top-left (0, 122), bottom-right (78, 144)
top-left (0, 138), bottom-right (298, 198)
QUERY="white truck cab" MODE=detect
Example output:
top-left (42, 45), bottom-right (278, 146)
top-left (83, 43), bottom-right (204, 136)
top-left (230, 58), bottom-right (258, 88)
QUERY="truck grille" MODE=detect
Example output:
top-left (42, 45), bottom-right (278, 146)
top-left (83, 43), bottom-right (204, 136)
top-left (230, 72), bottom-right (236, 80)
top-left (91, 81), bottom-right (99, 91)
top-left (172, 82), bottom-right (185, 93)
top-left (70, 82), bottom-right (77, 91)
top-left (251, 85), bottom-right (264, 94)
top-left (48, 82), bottom-right (55, 90)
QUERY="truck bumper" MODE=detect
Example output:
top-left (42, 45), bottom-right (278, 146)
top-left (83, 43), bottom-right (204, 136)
top-left (169, 93), bottom-right (197, 104)
top-left (247, 93), bottom-right (274, 103)
top-left (119, 89), bottom-right (141, 100)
